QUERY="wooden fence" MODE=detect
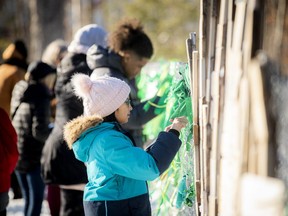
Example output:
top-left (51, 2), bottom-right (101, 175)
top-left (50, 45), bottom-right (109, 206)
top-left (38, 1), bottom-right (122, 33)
top-left (187, 0), bottom-right (288, 215)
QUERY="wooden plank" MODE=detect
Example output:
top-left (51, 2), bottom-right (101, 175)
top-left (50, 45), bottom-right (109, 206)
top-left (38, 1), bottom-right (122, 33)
top-left (218, 1), bottom-right (247, 215)
top-left (198, 1), bottom-right (206, 215)
top-left (208, 70), bottom-right (219, 216)
top-left (240, 173), bottom-right (286, 216)
top-left (247, 59), bottom-right (269, 175)
top-left (201, 104), bottom-right (209, 216)
top-left (242, 0), bottom-right (257, 175)
top-left (186, 32), bottom-right (202, 216)
top-left (192, 51), bottom-right (201, 214)
top-left (209, 0), bottom-right (228, 215)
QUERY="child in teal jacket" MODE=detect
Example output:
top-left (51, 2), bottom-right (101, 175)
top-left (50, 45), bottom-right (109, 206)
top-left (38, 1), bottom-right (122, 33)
top-left (64, 73), bottom-right (188, 216)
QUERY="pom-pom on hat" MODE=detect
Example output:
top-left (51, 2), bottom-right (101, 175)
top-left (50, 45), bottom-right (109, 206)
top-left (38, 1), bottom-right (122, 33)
top-left (71, 74), bottom-right (130, 117)
top-left (68, 24), bottom-right (107, 54)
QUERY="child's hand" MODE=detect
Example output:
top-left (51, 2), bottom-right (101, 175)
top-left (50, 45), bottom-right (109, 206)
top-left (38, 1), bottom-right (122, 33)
top-left (165, 116), bottom-right (188, 132)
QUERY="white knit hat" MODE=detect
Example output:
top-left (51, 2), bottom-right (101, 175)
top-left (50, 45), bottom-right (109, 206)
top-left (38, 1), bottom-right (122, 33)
top-left (68, 24), bottom-right (107, 54)
top-left (71, 74), bottom-right (130, 117)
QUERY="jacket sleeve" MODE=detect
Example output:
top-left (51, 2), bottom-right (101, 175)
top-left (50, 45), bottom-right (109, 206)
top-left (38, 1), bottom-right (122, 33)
top-left (32, 99), bottom-right (51, 142)
top-left (103, 133), bottom-right (160, 181)
top-left (146, 131), bottom-right (182, 175)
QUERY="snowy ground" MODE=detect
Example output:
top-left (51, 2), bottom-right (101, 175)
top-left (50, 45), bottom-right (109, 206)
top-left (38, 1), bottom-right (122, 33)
top-left (7, 198), bottom-right (50, 216)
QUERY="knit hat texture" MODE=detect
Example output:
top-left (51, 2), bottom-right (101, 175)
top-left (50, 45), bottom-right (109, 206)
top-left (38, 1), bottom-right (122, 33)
top-left (71, 74), bottom-right (130, 117)
top-left (28, 61), bottom-right (56, 81)
top-left (68, 24), bottom-right (107, 54)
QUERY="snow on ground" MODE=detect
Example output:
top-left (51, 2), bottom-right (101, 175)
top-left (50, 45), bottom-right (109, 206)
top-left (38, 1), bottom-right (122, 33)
top-left (7, 198), bottom-right (50, 216)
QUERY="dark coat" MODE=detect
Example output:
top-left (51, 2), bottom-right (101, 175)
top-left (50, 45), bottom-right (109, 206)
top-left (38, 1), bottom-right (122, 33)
top-left (41, 52), bottom-right (91, 185)
top-left (87, 46), bottom-right (162, 147)
top-left (11, 80), bottom-right (51, 173)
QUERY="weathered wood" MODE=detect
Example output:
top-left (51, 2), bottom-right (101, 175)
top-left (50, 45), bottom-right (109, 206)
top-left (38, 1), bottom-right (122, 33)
top-left (240, 0), bottom-right (257, 177)
top-left (186, 32), bottom-right (202, 216)
top-left (219, 1), bottom-right (247, 215)
top-left (209, 0), bottom-right (228, 215)
top-left (192, 50), bottom-right (199, 127)
top-left (242, 0), bottom-right (257, 70)
top-left (197, 0), bottom-right (288, 215)
top-left (198, 1), bottom-right (206, 216)
top-left (208, 70), bottom-right (219, 216)
top-left (240, 173), bottom-right (285, 216)
top-left (186, 38), bottom-right (193, 85)
top-left (247, 59), bottom-right (269, 176)
top-left (201, 104), bottom-right (209, 216)
top-left (192, 51), bottom-right (201, 215)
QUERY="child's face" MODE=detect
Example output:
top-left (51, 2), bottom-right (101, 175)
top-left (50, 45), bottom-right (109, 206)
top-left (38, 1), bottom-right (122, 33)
top-left (115, 98), bottom-right (132, 124)
top-left (121, 51), bottom-right (149, 79)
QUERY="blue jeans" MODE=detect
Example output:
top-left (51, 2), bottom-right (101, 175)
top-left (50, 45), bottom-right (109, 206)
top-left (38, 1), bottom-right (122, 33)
top-left (15, 166), bottom-right (45, 216)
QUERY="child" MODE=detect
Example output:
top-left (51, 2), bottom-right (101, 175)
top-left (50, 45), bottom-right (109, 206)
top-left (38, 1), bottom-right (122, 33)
top-left (63, 74), bottom-right (188, 216)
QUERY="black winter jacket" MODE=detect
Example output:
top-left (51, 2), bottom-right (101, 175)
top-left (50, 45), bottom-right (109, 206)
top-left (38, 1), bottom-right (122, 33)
top-left (41, 52), bottom-right (91, 185)
top-left (87, 46), bottom-right (162, 147)
top-left (11, 80), bottom-right (51, 173)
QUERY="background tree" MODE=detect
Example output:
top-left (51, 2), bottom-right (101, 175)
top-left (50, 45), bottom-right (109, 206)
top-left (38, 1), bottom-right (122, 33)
top-left (0, 0), bottom-right (199, 61)
top-left (0, 0), bottom-right (68, 60)
top-left (101, 0), bottom-right (199, 61)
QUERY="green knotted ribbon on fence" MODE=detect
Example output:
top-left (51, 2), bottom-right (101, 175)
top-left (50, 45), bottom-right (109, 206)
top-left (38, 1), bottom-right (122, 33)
top-left (137, 61), bottom-right (195, 215)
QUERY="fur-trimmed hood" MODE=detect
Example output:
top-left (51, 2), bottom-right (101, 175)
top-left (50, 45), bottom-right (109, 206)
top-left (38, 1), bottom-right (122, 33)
top-left (63, 115), bottom-right (103, 149)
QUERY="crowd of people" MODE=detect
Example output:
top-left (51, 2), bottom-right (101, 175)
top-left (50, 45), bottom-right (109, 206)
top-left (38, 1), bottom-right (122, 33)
top-left (0, 18), bottom-right (188, 216)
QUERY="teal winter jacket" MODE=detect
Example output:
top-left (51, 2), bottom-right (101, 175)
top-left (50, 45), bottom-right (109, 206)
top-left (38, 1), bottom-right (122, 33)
top-left (64, 115), bottom-right (182, 201)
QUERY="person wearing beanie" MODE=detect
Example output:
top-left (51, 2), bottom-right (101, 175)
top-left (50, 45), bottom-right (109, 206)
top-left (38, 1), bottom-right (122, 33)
top-left (41, 24), bottom-right (107, 216)
top-left (10, 61), bottom-right (56, 216)
top-left (68, 24), bottom-right (107, 54)
top-left (0, 39), bottom-right (28, 115)
top-left (63, 74), bottom-right (188, 216)
top-left (87, 18), bottom-right (167, 149)
top-left (42, 39), bottom-right (68, 68)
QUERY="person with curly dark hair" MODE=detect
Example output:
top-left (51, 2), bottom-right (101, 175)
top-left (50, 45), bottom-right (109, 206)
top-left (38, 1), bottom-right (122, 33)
top-left (87, 18), bottom-right (165, 148)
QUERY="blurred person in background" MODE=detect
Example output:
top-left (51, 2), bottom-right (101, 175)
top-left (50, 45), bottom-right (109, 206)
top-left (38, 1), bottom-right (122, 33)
top-left (0, 39), bottom-right (28, 115)
top-left (41, 24), bottom-right (107, 216)
top-left (0, 107), bottom-right (18, 216)
top-left (42, 39), bottom-right (68, 68)
top-left (42, 38), bottom-right (68, 123)
top-left (41, 39), bottom-right (68, 216)
top-left (87, 18), bottom-right (167, 149)
top-left (11, 61), bottom-right (56, 216)
top-left (0, 39), bottom-right (28, 200)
